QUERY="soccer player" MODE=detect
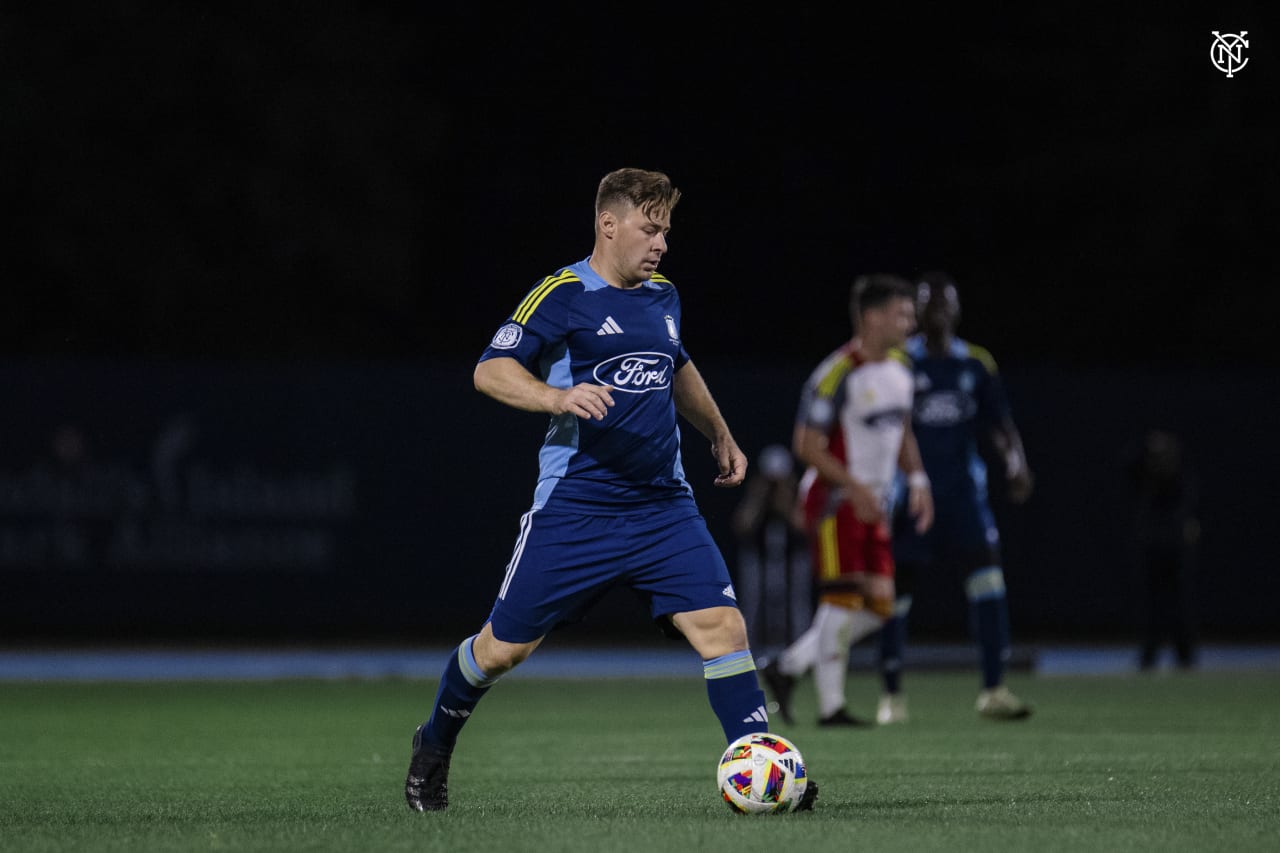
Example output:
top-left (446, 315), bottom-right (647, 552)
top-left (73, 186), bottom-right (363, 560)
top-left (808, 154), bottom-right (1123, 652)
top-left (761, 274), bottom-right (933, 727)
top-left (876, 271), bottom-right (1034, 724)
top-left (404, 168), bottom-right (817, 812)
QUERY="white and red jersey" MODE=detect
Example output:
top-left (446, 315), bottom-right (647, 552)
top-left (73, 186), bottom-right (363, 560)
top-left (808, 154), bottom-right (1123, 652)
top-left (795, 341), bottom-right (914, 515)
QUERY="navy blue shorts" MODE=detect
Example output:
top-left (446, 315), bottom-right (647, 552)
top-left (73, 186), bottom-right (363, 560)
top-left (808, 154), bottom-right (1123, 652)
top-left (486, 501), bottom-right (736, 643)
top-left (893, 491), bottom-right (1001, 571)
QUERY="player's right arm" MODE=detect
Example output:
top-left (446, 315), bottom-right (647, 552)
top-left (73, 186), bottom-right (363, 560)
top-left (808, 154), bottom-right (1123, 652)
top-left (474, 357), bottom-right (615, 421)
top-left (791, 420), bottom-right (883, 524)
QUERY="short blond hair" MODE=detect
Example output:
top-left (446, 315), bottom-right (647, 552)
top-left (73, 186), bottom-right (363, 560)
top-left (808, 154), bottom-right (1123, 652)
top-left (595, 168), bottom-right (681, 223)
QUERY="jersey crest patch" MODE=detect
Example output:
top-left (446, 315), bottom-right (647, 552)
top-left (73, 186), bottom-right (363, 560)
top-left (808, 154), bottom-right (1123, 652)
top-left (491, 323), bottom-right (523, 349)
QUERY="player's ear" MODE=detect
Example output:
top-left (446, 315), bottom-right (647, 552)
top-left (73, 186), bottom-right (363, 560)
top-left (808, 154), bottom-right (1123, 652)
top-left (597, 208), bottom-right (617, 238)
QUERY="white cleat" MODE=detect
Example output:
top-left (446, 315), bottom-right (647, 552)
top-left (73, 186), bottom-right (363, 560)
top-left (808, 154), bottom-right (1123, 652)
top-left (876, 693), bottom-right (908, 725)
top-left (976, 685), bottom-right (1032, 720)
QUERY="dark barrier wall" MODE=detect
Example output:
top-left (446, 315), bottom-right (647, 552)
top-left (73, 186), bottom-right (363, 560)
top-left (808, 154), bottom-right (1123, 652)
top-left (1, 360), bottom-right (1273, 644)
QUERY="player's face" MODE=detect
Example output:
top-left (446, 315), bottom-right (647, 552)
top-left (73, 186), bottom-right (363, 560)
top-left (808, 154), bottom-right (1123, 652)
top-left (919, 283), bottom-right (960, 336)
top-left (614, 204), bottom-right (670, 282)
top-left (863, 296), bottom-right (917, 349)
top-left (886, 296), bottom-right (917, 345)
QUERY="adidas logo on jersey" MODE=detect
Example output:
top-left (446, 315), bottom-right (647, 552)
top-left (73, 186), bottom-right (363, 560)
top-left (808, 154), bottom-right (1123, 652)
top-left (596, 316), bottom-right (624, 335)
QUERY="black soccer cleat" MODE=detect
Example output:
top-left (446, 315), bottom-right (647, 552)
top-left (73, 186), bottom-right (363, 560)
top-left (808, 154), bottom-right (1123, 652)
top-left (760, 659), bottom-right (797, 726)
top-left (405, 724), bottom-right (451, 812)
top-left (795, 780), bottom-right (819, 812)
top-left (817, 707), bottom-right (872, 727)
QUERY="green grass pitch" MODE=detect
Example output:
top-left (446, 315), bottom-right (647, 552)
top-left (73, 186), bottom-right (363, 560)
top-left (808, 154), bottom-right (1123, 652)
top-left (1, 670), bottom-right (1277, 852)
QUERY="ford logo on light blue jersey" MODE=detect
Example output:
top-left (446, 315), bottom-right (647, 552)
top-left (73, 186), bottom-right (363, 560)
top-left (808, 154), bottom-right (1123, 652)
top-left (593, 352), bottom-right (674, 393)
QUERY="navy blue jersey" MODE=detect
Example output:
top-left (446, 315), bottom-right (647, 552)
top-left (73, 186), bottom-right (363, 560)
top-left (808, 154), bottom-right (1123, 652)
top-left (901, 334), bottom-right (1011, 501)
top-left (478, 258), bottom-right (694, 512)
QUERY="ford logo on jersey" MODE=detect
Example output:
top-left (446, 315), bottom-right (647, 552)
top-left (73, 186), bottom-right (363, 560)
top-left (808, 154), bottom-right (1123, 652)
top-left (593, 352), bottom-right (674, 393)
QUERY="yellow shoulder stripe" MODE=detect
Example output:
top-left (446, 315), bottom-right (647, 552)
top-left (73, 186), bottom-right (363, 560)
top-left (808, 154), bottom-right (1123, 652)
top-left (651, 273), bottom-right (672, 284)
top-left (513, 270), bottom-right (579, 324)
top-left (965, 342), bottom-right (999, 374)
top-left (817, 357), bottom-right (853, 397)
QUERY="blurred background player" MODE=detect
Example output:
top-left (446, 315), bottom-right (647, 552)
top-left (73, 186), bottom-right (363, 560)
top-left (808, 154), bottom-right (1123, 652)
top-left (731, 444), bottom-right (811, 655)
top-left (1127, 428), bottom-right (1200, 671)
top-left (761, 274), bottom-right (933, 726)
top-left (878, 270), bottom-right (1034, 723)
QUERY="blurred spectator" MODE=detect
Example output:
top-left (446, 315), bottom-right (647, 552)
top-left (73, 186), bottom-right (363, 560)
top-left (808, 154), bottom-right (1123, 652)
top-left (1128, 429), bottom-right (1200, 670)
top-left (731, 444), bottom-right (810, 652)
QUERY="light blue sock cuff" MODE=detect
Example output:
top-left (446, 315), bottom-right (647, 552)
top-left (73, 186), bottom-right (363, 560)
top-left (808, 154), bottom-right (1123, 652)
top-left (965, 567), bottom-right (1007, 602)
top-left (703, 650), bottom-right (755, 680)
top-left (458, 634), bottom-right (499, 688)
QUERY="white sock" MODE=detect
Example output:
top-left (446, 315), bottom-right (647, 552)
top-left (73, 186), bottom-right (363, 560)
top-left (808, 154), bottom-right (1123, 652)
top-left (813, 604), bottom-right (856, 717)
top-left (846, 607), bottom-right (884, 646)
top-left (779, 603), bottom-right (834, 676)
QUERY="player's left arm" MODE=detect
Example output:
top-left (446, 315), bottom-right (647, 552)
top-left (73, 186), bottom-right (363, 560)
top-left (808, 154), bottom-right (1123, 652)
top-left (673, 361), bottom-right (747, 488)
top-left (989, 416), bottom-right (1034, 504)
top-left (897, 419), bottom-right (934, 533)
top-left (973, 345), bottom-right (1034, 505)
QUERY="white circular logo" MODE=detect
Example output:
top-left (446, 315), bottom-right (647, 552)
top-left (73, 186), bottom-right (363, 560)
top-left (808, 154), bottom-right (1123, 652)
top-left (490, 323), bottom-right (523, 349)
top-left (1210, 31), bottom-right (1249, 78)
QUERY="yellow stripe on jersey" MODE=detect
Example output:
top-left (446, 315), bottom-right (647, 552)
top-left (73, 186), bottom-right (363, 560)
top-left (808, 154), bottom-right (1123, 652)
top-left (816, 356), bottom-right (854, 398)
top-left (963, 342), bottom-right (999, 375)
top-left (513, 270), bottom-right (579, 324)
top-left (888, 346), bottom-right (911, 366)
top-left (650, 273), bottom-right (671, 285)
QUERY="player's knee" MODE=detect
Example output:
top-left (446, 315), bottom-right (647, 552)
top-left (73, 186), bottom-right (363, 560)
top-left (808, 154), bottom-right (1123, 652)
top-left (474, 627), bottom-right (541, 675)
top-left (868, 596), bottom-right (896, 620)
top-left (671, 606), bottom-right (748, 658)
top-left (964, 566), bottom-right (1006, 602)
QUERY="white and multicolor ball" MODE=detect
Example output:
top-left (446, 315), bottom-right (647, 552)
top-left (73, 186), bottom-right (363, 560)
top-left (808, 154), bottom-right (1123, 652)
top-left (716, 732), bottom-right (808, 814)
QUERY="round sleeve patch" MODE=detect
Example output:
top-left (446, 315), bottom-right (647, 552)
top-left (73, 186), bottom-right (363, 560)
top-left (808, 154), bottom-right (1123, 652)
top-left (490, 323), bottom-right (523, 349)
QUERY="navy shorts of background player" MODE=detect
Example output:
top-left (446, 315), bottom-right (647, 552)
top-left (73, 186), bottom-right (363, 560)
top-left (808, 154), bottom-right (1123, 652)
top-left (886, 334), bottom-right (1017, 694)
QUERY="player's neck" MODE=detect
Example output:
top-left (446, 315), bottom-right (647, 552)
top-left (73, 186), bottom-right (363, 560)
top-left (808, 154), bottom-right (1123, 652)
top-left (925, 330), bottom-right (954, 355)
top-left (858, 336), bottom-right (894, 361)
top-left (588, 252), bottom-right (644, 289)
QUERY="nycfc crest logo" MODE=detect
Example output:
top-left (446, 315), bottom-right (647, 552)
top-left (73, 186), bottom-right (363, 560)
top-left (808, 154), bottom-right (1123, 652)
top-left (1210, 31), bottom-right (1248, 78)
top-left (491, 323), bottom-right (522, 349)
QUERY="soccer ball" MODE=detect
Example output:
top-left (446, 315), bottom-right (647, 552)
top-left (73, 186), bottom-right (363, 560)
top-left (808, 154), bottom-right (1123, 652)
top-left (716, 731), bottom-right (809, 814)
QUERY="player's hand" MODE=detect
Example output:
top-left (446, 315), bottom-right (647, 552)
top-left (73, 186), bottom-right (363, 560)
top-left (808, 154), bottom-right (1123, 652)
top-left (909, 482), bottom-right (934, 534)
top-left (846, 481), bottom-right (884, 524)
top-left (556, 383), bottom-right (615, 421)
top-left (1007, 469), bottom-right (1034, 505)
top-left (711, 437), bottom-right (747, 488)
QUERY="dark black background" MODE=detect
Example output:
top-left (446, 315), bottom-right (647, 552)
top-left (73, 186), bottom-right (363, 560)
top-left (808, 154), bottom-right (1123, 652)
top-left (2, 4), bottom-right (1277, 645)
top-left (5, 4), bottom-right (1275, 369)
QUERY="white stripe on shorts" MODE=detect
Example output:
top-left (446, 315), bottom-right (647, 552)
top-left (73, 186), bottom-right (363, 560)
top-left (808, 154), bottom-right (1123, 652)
top-left (498, 510), bottom-right (535, 600)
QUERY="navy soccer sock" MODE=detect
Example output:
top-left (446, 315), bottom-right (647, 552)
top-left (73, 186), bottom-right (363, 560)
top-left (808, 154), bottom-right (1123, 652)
top-left (966, 567), bottom-right (1012, 690)
top-left (878, 611), bottom-right (907, 695)
top-left (421, 635), bottom-right (498, 753)
top-left (704, 651), bottom-right (769, 742)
